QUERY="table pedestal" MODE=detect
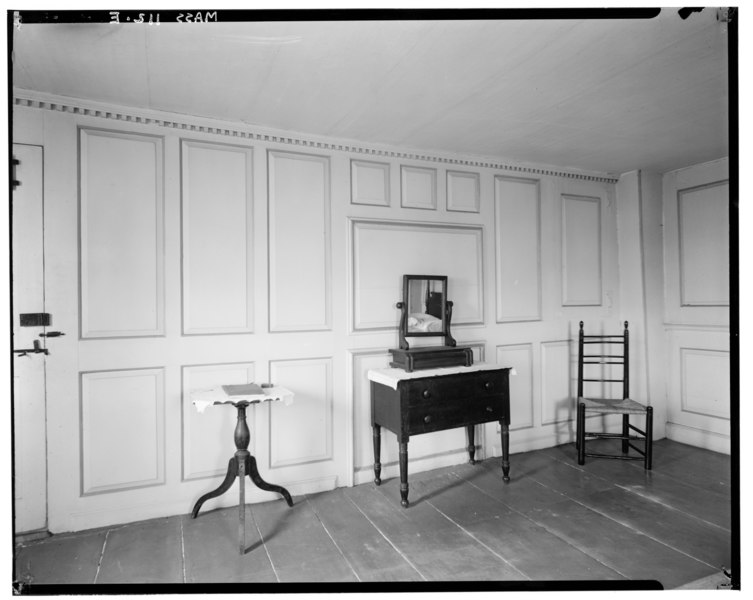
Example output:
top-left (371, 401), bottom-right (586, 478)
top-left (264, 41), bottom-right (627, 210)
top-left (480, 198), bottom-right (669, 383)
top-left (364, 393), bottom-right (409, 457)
top-left (191, 401), bottom-right (293, 554)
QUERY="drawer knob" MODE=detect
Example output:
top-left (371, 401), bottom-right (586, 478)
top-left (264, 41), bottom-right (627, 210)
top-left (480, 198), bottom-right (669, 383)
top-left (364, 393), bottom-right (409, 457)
top-left (484, 381), bottom-right (493, 391)
top-left (486, 406), bottom-right (494, 413)
top-left (422, 389), bottom-right (431, 399)
top-left (424, 415), bottom-right (432, 424)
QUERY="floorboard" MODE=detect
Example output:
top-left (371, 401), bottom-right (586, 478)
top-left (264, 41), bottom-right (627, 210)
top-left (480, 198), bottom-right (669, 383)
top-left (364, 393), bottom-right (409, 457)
top-left (409, 467), bottom-right (623, 581)
top-left (347, 479), bottom-right (526, 581)
top-left (95, 516), bottom-right (183, 584)
top-left (14, 529), bottom-right (106, 586)
top-left (12, 440), bottom-right (733, 590)
top-left (182, 506), bottom-right (278, 583)
top-left (305, 487), bottom-right (423, 582)
top-left (249, 494), bottom-right (358, 582)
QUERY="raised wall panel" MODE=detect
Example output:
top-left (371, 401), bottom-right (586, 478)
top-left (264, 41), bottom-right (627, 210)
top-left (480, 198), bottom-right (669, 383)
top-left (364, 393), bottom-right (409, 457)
top-left (352, 219), bottom-right (483, 330)
top-left (351, 350), bottom-right (393, 471)
top-left (182, 140), bottom-right (254, 334)
top-left (447, 170), bottom-right (480, 213)
top-left (678, 181), bottom-right (729, 306)
top-left (680, 348), bottom-right (730, 419)
top-left (79, 129), bottom-right (164, 338)
top-left (540, 340), bottom-right (572, 425)
top-left (562, 194), bottom-right (602, 306)
top-left (268, 358), bottom-right (333, 467)
top-left (401, 165), bottom-right (437, 210)
top-left (496, 344), bottom-right (534, 429)
top-left (268, 151), bottom-right (331, 332)
top-left (351, 159), bottom-right (390, 206)
top-left (182, 362), bottom-right (255, 480)
top-left (495, 176), bottom-right (541, 321)
top-left (80, 368), bottom-right (165, 494)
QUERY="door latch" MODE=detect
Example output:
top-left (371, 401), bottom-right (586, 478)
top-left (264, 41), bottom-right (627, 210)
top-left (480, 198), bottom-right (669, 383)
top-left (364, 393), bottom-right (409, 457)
top-left (13, 339), bottom-right (49, 357)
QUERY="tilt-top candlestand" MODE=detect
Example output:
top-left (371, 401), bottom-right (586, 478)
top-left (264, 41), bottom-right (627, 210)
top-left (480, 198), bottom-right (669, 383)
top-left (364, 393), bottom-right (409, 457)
top-left (191, 384), bottom-right (294, 554)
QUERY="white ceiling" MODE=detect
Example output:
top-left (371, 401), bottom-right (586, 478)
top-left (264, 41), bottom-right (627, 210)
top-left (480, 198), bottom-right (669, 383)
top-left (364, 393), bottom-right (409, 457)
top-left (11, 9), bottom-right (730, 175)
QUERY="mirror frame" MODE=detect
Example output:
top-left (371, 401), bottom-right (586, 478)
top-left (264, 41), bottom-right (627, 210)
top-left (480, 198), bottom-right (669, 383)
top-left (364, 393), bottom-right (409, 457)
top-left (396, 274), bottom-right (457, 350)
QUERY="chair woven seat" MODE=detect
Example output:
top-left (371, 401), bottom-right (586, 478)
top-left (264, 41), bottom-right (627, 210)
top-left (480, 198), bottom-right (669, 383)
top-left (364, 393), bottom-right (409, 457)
top-left (579, 396), bottom-right (648, 415)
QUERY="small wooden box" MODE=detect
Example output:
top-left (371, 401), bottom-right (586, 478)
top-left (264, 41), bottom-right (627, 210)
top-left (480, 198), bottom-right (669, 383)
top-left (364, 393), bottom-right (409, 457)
top-left (389, 346), bottom-right (473, 372)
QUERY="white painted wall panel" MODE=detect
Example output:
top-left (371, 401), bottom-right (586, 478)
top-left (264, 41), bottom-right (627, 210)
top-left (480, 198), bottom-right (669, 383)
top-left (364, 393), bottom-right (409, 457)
top-left (495, 176), bottom-right (541, 321)
top-left (182, 140), bottom-right (254, 334)
top-left (352, 219), bottom-right (483, 330)
top-left (79, 129), bottom-right (164, 337)
top-left (182, 363), bottom-right (255, 480)
top-left (351, 350), bottom-right (392, 473)
top-left (665, 326), bottom-right (730, 452)
top-left (447, 170), bottom-right (480, 212)
top-left (401, 165), bottom-right (437, 209)
top-left (681, 348), bottom-right (730, 419)
top-left (351, 159), bottom-right (390, 206)
top-left (540, 340), bottom-right (572, 425)
top-left (268, 151), bottom-right (331, 331)
top-left (562, 194), bottom-right (602, 306)
top-left (678, 181), bottom-right (729, 306)
top-left (496, 344), bottom-right (533, 430)
top-left (80, 368), bottom-right (165, 494)
top-left (268, 358), bottom-right (333, 467)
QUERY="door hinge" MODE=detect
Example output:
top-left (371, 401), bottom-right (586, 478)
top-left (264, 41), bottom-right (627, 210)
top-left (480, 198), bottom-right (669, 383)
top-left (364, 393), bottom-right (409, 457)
top-left (12, 157), bottom-right (21, 189)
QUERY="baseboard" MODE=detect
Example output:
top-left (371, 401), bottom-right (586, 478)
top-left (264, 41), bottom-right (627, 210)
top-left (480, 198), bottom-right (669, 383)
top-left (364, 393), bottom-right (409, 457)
top-left (14, 528), bottom-right (51, 545)
top-left (665, 422), bottom-right (730, 454)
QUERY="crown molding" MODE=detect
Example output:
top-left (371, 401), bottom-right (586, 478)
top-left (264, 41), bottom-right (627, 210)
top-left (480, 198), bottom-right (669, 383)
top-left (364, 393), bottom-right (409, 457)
top-left (13, 89), bottom-right (619, 184)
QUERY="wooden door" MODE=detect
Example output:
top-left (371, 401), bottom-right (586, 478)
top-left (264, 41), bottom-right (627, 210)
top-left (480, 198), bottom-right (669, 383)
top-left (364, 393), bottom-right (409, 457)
top-left (11, 144), bottom-right (47, 534)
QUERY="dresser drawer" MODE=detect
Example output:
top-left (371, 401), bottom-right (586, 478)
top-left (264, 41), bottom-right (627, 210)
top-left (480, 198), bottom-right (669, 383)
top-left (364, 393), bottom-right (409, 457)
top-left (402, 369), bottom-right (508, 409)
top-left (407, 392), bottom-right (505, 434)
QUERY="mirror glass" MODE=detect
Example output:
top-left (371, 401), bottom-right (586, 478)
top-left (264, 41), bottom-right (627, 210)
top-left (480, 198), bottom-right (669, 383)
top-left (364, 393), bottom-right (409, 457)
top-left (405, 276), bottom-right (446, 335)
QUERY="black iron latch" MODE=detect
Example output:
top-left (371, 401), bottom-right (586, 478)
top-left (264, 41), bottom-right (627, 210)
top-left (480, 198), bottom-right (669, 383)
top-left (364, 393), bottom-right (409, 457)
top-left (14, 339), bottom-right (48, 357)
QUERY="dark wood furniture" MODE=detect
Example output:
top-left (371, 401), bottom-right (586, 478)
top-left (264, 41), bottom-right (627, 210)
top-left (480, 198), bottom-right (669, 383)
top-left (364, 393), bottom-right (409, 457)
top-left (369, 365), bottom-right (511, 507)
top-left (390, 274), bottom-right (473, 372)
top-left (576, 321), bottom-right (653, 469)
top-left (191, 386), bottom-right (294, 554)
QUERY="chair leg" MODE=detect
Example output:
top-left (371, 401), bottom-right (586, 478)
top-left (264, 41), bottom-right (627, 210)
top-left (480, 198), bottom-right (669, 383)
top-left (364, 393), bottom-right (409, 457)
top-left (621, 414), bottom-right (630, 454)
top-left (577, 402), bottom-right (586, 465)
top-left (644, 406), bottom-right (653, 470)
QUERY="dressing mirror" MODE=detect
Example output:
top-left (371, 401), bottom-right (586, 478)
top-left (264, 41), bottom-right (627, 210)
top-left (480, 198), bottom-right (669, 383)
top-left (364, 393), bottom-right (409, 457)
top-left (402, 275), bottom-right (449, 340)
top-left (391, 275), bottom-right (472, 371)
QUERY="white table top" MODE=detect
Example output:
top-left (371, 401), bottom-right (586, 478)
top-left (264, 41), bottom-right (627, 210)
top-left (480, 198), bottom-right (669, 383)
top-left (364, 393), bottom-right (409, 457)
top-left (191, 385), bottom-right (294, 413)
top-left (368, 362), bottom-right (515, 390)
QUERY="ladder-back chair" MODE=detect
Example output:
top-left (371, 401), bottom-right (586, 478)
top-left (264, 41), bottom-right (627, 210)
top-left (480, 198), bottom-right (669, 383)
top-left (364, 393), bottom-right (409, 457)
top-left (576, 321), bottom-right (653, 469)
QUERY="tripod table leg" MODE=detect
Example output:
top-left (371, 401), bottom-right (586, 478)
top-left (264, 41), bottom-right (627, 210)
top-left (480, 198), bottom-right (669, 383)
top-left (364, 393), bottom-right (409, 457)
top-left (246, 454), bottom-right (294, 507)
top-left (191, 457), bottom-right (238, 518)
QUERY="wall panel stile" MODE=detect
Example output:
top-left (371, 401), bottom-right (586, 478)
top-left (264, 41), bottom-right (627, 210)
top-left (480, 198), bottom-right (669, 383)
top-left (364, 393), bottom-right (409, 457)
top-left (79, 127), bottom-right (165, 338)
top-left (267, 150), bottom-right (331, 332)
top-left (181, 139), bottom-right (254, 334)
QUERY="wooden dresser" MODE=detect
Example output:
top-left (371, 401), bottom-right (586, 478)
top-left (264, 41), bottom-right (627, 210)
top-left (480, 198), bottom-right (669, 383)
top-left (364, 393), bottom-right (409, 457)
top-left (368, 363), bottom-right (511, 507)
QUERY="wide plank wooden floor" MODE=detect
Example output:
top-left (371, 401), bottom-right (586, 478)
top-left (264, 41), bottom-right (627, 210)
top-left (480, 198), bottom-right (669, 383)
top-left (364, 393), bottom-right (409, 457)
top-left (13, 439), bottom-right (733, 592)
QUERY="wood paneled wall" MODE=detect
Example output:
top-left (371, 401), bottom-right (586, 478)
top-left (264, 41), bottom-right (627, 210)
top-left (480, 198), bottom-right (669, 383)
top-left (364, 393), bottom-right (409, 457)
top-left (14, 92), bottom-right (675, 532)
